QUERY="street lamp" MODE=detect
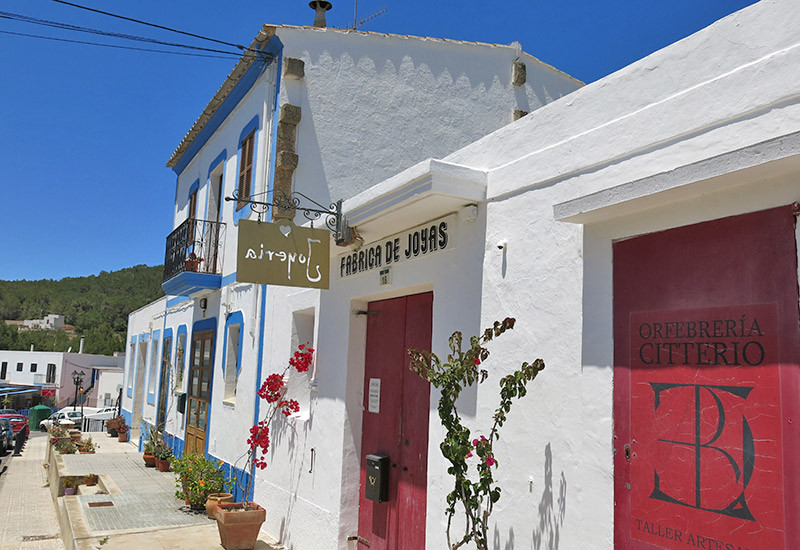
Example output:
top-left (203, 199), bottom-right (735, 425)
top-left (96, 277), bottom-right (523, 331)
top-left (71, 370), bottom-right (84, 412)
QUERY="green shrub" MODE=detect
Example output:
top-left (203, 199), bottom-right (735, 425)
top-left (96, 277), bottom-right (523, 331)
top-left (170, 454), bottom-right (232, 510)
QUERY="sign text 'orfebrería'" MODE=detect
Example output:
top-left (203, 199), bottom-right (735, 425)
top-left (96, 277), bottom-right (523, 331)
top-left (237, 220), bottom-right (330, 289)
top-left (338, 215), bottom-right (455, 279)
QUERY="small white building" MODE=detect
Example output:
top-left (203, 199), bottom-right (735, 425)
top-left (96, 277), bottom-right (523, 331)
top-left (22, 314), bottom-right (65, 331)
top-left (0, 350), bottom-right (124, 411)
top-left (125, 0), bottom-right (800, 548)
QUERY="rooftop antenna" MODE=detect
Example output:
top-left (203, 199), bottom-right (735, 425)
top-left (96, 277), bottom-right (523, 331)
top-left (350, 2), bottom-right (387, 30)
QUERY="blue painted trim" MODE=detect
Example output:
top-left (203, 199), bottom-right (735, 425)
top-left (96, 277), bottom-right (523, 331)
top-left (162, 271), bottom-right (222, 297)
top-left (121, 408), bottom-right (132, 429)
top-left (207, 454), bottom-right (252, 503)
top-left (156, 327), bottom-right (173, 427)
top-left (222, 311), bottom-right (245, 377)
top-left (193, 317), bottom-right (217, 333)
top-left (175, 324), bottom-right (189, 432)
top-left (188, 179), bottom-right (200, 198)
top-left (233, 114), bottom-right (261, 223)
top-left (208, 149), bottom-right (227, 176)
top-left (221, 272), bottom-right (237, 287)
top-left (146, 330), bottom-right (161, 405)
top-left (166, 295), bottom-right (191, 308)
top-left (126, 338), bottom-right (136, 398)
top-left (251, 283), bottom-right (268, 501)
top-left (172, 37), bottom-right (281, 176)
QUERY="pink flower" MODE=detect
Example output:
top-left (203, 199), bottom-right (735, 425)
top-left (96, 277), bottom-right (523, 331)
top-left (485, 456), bottom-right (496, 467)
top-left (466, 451), bottom-right (473, 458)
top-left (474, 357), bottom-right (481, 366)
top-left (472, 439), bottom-right (479, 447)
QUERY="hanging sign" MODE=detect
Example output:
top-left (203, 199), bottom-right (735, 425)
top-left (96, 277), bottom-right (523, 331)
top-left (236, 220), bottom-right (330, 289)
top-left (338, 214), bottom-right (455, 279)
top-left (368, 378), bottom-right (381, 413)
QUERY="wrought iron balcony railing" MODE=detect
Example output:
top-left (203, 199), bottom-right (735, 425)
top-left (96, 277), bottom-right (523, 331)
top-left (163, 218), bottom-right (226, 282)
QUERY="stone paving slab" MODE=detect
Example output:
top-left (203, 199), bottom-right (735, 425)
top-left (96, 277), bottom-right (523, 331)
top-left (79, 492), bottom-right (212, 532)
top-left (0, 433), bottom-right (65, 550)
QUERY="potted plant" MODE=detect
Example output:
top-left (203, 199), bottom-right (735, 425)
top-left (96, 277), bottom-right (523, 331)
top-left (69, 429), bottom-right (82, 443)
top-left (63, 477), bottom-right (79, 495)
top-left (77, 436), bottom-right (96, 454)
top-left (116, 419), bottom-right (130, 443)
top-left (153, 442), bottom-right (173, 472)
top-left (170, 453), bottom-right (232, 512)
top-left (49, 425), bottom-right (70, 447)
top-left (215, 343), bottom-right (314, 550)
top-left (143, 439), bottom-right (156, 467)
top-left (55, 438), bottom-right (77, 454)
top-left (84, 473), bottom-right (99, 487)
top-left (184, 252), bottom-right (203, 272)
top-left (106, 416), bottom-right (122, 437)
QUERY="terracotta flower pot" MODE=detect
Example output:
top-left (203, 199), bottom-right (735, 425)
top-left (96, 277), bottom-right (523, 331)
top-left (214, 502), bottom-right (266, 550)
top-left (143, 451), bottom-right (156, 467)
top-left (155, 457), bottom-right (171, 472)
top-left (84, 475), bottom-right (98, 486)
top-left (117, 431), bottom-right (129, 443)
top-left (206, 492), bottom-right (234, 518)
top-left (184, 259), bottom-right (200, 272)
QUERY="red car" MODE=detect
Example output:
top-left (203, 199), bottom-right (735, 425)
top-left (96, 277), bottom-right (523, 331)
top-left (0, 414), bottom-right (30, 441)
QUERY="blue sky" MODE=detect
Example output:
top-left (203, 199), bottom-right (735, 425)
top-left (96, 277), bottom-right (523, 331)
top-left (0, 0), bottom-right (757, 281)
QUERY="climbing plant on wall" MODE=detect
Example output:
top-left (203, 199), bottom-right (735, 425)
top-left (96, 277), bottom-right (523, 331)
top-left (409, 317), bottom-right (545, 550)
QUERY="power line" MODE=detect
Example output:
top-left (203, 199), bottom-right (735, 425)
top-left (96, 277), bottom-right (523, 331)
top-left (49, 0), bottom-right (264, 56)
top-left (0, 29), bottom-right (242, 59)
top-left (0, 11), bottom-right (247, 57)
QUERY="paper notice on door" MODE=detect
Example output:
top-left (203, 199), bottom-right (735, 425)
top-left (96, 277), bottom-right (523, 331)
top-left (368, 378), bottom-right (381, 413)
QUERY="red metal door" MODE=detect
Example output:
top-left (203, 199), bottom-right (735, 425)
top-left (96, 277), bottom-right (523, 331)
top-left (357, 292), bottom-right (432, 549)
top-left (613, 205), bottom-right (800, 549)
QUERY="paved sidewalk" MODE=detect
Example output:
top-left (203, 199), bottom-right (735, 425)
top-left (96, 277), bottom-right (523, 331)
top-left (54, 431), bottom-right (282, 550)
top-left (0, 432), bottom-right (64, 550)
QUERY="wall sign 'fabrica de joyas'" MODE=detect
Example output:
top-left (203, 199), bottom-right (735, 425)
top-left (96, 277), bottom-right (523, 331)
top-left (338, 214), bottom-right (455, 279)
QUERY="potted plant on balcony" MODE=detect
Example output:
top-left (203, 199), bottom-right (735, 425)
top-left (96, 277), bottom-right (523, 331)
top-left (214, 343), bottom-right (314, 550)
top-left (184, 252), bottom-right (203, 272)
top-left (84, 473), bottom-right (99, 487)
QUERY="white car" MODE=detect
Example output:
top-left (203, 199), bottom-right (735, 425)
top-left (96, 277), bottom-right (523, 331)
top-left (84, 407), bottom-right (118, 420)
top-left (39, 410), bottom-right (84, 431)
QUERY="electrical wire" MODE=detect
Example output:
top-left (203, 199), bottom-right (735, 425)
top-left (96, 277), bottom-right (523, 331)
top-left (49, 0), bottom-right (263, 56)
top-left (0, 11), bottom-right (250, 57)
top-left (0, 28), bottom-right (243, 59)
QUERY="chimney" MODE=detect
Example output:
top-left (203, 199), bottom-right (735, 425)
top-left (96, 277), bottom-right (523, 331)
top-left (309, 1), bottom-right (332, 28)
top-left (30, 343), bottom-right (34, 352)
top-left (79, 337), bottom-right (85, 354)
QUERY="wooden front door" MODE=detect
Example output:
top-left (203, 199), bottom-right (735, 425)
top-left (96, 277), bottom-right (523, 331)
top-left (613, 205), bottom-right (800, 549)
top-left (185, 330), bottom-right (213, 455)
top-left (357, 292), bottom-right (432, 550)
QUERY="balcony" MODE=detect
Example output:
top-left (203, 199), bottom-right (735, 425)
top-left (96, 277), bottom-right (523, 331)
top-left (162, 218), bottom-right (226, 297)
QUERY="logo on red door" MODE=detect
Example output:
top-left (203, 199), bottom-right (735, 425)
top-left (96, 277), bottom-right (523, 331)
top-left (649, 383), bottom-right (755, 521)
top-left (629, 304), bottom-right (784, 549)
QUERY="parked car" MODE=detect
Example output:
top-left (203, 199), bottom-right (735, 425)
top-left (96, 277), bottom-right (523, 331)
top-left (84, 407), bottom-right (117, 421)
top-left (0, 409), bottom-right (18, 415)
top-left (0, 418), bottom-right (12, 453)
top-left (0, 414), bottom-right (29, 441)
top-left (39, 410), bottom-right (84, 431)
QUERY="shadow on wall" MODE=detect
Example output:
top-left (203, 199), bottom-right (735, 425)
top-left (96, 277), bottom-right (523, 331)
top-left (532, 443), bottom-right (567, 550)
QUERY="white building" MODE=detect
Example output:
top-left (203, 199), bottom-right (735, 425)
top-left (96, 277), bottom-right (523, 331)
top-left (125, 0), bottom-right (800, 548)
top-left (0, 350), bottom-right (124, 411)
top-left (22, 314), bottom-right (65, 331)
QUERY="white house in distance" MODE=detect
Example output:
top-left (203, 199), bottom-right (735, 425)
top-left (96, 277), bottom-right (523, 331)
top-left (124, 0), bottom-right (800, 548)
top-left (0, 349), bottom-right (124, 411)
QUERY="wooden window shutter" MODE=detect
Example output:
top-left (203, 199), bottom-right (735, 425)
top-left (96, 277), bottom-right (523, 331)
top-left (238, 131), bottom-right (255, 209)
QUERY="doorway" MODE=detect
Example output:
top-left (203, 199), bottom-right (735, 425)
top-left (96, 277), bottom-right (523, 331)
top-left (185, 330), bottom-right (214, 455)
top-left (612, 205), bottom-right (800, 549)
top-left (357, 292), bottom-right (432, 550)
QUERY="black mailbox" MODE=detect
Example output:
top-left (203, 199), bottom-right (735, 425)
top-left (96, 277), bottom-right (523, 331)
top-left (176, 392), bottom-right (187, 414)
top-left (365, 454), bottom-right (389, 503)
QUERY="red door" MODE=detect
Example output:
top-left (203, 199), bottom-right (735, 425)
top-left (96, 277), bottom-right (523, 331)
top-left (613, 205), bottom-right (800, 549)
top-left (357, 292), bottom-right (432, 549)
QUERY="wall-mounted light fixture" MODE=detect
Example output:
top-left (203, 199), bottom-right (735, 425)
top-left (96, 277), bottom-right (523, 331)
top-left (199, 298), bottom-right (208, 310)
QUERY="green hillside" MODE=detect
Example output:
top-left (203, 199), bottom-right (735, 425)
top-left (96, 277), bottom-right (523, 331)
top-left (0, 265), bottom-right (164, 354)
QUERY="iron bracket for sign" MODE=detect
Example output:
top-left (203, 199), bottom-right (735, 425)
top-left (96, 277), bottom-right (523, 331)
top-left (225, 189), bottom-right (358, 246)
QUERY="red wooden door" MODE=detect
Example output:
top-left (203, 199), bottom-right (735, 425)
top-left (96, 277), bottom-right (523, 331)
top-left (357, 292), bottom-right (432, 549)
top-left (613, 205), bottom-right (800, 549)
